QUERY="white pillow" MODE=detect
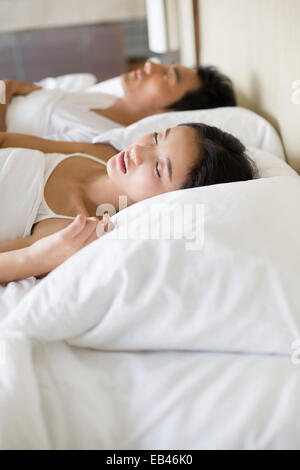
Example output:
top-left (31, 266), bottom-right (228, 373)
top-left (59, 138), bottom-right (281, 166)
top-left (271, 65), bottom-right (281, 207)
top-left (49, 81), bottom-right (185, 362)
top-left (35, 57), bottom-right (161, 97)
top-left (35, 71), bottom-right (285, 161)
top-left (2, 159), bottom-right (300, 356)
top-left (86, 75), bottom-right (124, 97)
top-left (247, 147), bottom-right (298, 178)
top-left (93, 106), bottom-right (286, 161)
top-left (35, 71), bottom-right (285, 160)
top-left (36, 73), bottom-right (97, 92)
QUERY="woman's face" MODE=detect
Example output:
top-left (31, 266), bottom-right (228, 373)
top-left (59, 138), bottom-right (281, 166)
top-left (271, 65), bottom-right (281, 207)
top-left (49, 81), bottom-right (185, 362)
top-left (106, 125), bottom-right (200, 203)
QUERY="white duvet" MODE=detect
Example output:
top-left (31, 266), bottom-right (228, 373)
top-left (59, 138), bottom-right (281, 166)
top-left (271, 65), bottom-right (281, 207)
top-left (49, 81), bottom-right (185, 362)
top-left (1, 167), bottom-right (300, 449)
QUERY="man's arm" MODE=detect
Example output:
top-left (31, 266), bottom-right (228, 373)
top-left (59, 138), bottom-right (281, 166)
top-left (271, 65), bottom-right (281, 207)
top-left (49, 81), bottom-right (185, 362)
top-left (0, 80), bottom-right (13, 132)
top-left (0, 103), bottom-right (8, 132)
top-left (0, 80), bottom-right (42, 132)
top-left (0, 132), bottom-right (117, 161)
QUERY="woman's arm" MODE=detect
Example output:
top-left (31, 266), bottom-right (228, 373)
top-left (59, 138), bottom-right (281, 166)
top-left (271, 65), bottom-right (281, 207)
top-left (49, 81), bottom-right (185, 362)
top-left (0, 245), bottom-right (46, 284)
top-left (0, 234), bottom-right (37, 254)
top-left (0, 132), bottom-right (117, 160)
top-left (0, 213), bottom-right (114, 284)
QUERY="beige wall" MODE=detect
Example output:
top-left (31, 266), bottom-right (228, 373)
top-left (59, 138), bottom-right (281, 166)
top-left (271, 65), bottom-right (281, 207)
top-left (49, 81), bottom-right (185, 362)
top-left (0, 0), bottom-right (146, 32)
top-left (178, 0), bottom-right (196, 67)
top-left (198, 0), bottom-right (300, 172)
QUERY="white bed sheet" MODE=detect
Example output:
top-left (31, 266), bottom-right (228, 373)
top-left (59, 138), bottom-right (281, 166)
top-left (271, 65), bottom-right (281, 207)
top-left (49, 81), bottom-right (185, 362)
top-left (0, 327), bottom-right (299, 450)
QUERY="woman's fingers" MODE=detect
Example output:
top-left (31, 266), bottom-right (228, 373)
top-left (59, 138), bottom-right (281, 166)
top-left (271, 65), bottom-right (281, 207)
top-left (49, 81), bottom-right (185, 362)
top-left (63, 214), bottom-right (86, 239)
top-left (61, 214), bottom-right (96, 242)
top-left (80, 217), bottom-right (101, 246)
top-left (74, 216), bottom-right (98, 245)
top-left (62, 213), bottom-right (114, 249)
top-left (102, 213), bottom-right (115, 233)
top-left (83, 226), bottom-right (99, 247)
top-left (96, 220), bottom-right (105, 238)
top-left (96, 214), bottom-right (115, 237)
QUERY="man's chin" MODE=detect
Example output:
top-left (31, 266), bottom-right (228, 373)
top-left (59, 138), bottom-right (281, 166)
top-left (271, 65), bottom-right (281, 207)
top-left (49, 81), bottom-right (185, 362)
top-left (120, 73), bottom-right (136, 97)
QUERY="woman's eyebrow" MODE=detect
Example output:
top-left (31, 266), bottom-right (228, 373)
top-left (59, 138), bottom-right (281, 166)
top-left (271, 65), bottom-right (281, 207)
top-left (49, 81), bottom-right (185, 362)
top-left (164, 128), bottom-right (171, 140)
top-left (165, 155), bottom-right (172, 181)
top-left (162, 128), bottom-right (172, 180)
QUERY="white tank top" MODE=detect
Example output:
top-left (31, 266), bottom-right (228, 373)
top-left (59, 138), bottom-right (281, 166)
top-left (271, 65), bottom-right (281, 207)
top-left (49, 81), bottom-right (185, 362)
top-left (35, 152), bottom-right (107, 224)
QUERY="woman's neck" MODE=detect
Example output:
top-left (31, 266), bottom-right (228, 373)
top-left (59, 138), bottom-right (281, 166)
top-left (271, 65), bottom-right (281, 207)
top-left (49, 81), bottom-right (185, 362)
top-left (81, 170), bottom-right (134, 217)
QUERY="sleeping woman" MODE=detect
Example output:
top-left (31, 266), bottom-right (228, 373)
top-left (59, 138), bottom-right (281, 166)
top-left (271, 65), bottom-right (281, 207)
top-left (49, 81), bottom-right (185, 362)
top-left (0, 123), bottom-right (257, 284)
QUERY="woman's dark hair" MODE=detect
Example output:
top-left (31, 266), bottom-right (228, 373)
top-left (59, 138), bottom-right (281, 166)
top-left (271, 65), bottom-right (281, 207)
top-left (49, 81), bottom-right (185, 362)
top-left (180, 123), bottom-right (258, 189)
top-left (166, 66), bottom-right (237, 111)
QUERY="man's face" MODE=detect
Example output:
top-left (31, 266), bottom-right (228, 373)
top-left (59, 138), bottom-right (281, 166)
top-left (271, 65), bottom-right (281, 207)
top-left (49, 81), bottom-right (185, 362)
top-left (121, 60), bottom-right (201, 113)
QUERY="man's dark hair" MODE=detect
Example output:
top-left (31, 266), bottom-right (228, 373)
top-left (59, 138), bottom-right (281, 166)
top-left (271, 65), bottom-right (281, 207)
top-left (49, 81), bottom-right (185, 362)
top-left (179, 123), bottom-right (258, 189)
top-left (166, 66), bottom-right (237, 111)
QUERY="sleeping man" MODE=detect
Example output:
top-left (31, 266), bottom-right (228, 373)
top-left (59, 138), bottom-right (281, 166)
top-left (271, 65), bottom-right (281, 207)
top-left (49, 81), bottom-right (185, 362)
top-left (0, 60), bottom-right (236, 141)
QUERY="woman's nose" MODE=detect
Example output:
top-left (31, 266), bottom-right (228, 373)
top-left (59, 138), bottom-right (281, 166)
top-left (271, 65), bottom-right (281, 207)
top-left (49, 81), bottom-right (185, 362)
top-left (130, 145), bottom-right (143, 166)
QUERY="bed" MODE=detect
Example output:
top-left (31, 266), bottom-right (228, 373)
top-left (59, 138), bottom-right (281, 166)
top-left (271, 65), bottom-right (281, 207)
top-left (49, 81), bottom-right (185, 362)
top-left (1, 0), bottom-right (300, 450)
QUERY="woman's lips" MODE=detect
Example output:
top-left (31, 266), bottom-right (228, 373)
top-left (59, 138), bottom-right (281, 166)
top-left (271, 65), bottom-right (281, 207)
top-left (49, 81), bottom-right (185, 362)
top-left (118, 151), bottom-right (127, 173)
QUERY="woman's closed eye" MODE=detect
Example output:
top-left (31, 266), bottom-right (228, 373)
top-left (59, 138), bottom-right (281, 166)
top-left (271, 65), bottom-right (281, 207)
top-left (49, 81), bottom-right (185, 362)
top-left (153, 132), bottom-right (161, 178)
top-left (155, 161), bottom-right (161, 178)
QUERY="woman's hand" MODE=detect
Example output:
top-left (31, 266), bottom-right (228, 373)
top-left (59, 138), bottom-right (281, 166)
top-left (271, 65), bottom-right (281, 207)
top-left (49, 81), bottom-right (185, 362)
top-left (96, 211), bottom-right (115, 237)
top-left (3, 79), bottom-right (42, 103)
top-left (29, 213), bottom-right (115, 278)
